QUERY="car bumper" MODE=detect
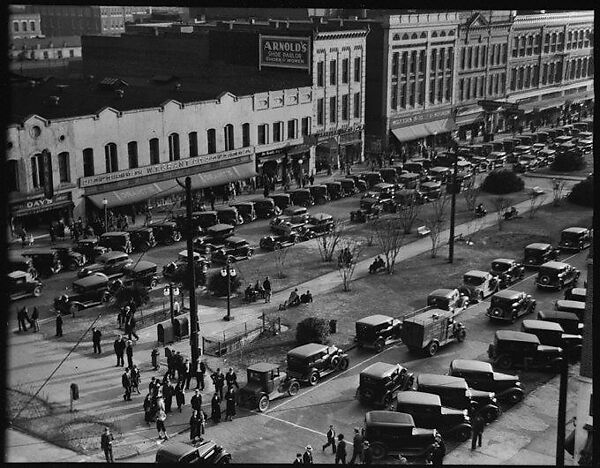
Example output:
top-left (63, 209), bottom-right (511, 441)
top-left (536, 281), bottom-right (560, 289)
top-left (485, 311), bottom-right (511, 321)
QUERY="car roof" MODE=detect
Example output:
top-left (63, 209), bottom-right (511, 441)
top-left (247, 362), bottom-right (279, 373)
top-left (522, 319), bottom-right (563, 332)
top-left (525, 242), bottom-right (551, 250)
top-left (492, 258), bottom-right (516, 264)
top-left (123, 260), bottom-right (157, 272)
top-left (308, 184), bottom-right (328, 188)
top-left (430, 166), bottom-right (450, 172)
top-left (150, 220), bottom-right (177, 226)
top-left (232, 201), bottom-right (254, 206)
top-left (226, 236), bottom-right (246, 244)
top-left (73, 272), bottom-right (109, 287)
top-left (540, 261), bottom-right (569, 270)
top-left (399, 172), bottom-right (419, 177)
top-left (99, 251), bottom-right (128, 260)
top-left (421, 181), bottom-right (441, 188)
top-left (326, 180), bottom-right (342, 185)
top-left (309, 213), bottom-right (333, 221)
top-left (272, 193), bottom-right (290, 198)
top-left (539, 310), bottom-right (580, 321)
top-left (207, 223), bottom-right (234, 231)
top-left (489, 151), bottom-right (507, 156)
top-left (216, 206), bottom-right (237, 212)
top-left (562, 227), bottom-right (588, 234)
top-left (8, 270), bottom-right (27, 279)
top-left (495, 330), bottom-right (541, 344)
top-left (252, 197), bottom-right (274, 203)
top-left (290, 188), bottom-right (311, 194)
top-left (373, 182), bottom-right (395, 188)
top-left (429, 288), bottom-right (455, 298)
top-left (396, 391), bottom-right (440, 406)
top-left (288, 343), bottom-right (328, 358)
top-left (404, 308), bottom-right (453, 324)
top-left (357, 314), bottom-right (393, 326)
top-left (101, 231), bottom-right (128, 237)
top-left (556, 300), bottom-right (585, 310)
top-left (156, 441), bottom-right (196, 459)
top-left (493, 289), bottom-right (523, 300)
top-left (22, 249), bottom-right (56, 255)
top-left (361, 362), bottom-right (398, 379)
top-left (194, 210), bottom-right (217, 216)
top-left (451, 359), bottom-right (494, 372)
top-left (570, 287), bottom-right (586, 296)
top-left (366, 411), bottom-right (414, 426)
top-left (417, 373), bottom-right (467, 389)
top-left (464, 270), bottom-right (488, 278)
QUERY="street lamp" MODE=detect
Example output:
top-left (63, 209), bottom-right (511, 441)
top-left (221, 259), bottom-right (237, 321)
top-left (163, 283), bottom-right (180, 323)
top-left (102, 198), bottom-right (108, 233)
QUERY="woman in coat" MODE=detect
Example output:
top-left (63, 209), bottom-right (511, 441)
top-left (189, 410), bottom-right (201, 442)
top-left (175, 382), bottom-right (185, 413)
top-left (225, 387), bottom-right (236, 421)
top-left (211, 392), bottom-right (222, 424)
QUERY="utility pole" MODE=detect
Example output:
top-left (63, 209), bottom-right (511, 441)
top-left (448, 146), bottom-right (459, 263)
top-left (556, 356), bottom-right (569, 468)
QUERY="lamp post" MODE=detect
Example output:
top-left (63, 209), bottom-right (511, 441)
top-left (102, 198), bottom-right (108, 233)
top-left (221, 259), bottom-right (237, 321)
top-left (163, 283), bottom-right (180, 323)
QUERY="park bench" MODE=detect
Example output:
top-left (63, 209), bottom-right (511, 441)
top-left (417, 226), bottom-right (431, 237)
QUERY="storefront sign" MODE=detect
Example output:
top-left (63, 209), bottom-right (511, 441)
top-left (79, 147), bottom-right (254, 188)
top-left (389, 109), bottom-right (452, 129)
top-left (11, 192), bottom-right (72, 216)
top-left (259, 35), bottom-right (311, 70)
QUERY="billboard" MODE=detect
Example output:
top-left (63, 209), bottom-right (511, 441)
top-left (259, 35), bottom-right (311, 71)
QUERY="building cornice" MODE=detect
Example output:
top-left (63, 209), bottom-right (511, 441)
top-left (514, 11), bottom-right (593, 26)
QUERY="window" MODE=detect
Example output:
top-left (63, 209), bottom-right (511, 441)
top-left (584, 30), bottom-right (590, 48)
top-left (224, 124), bottom-right (234, 151)
top-left (525, 67), bottom-right (531, 88)
top-left (460, 48), bottom-right (466, 69)
top-left (544, 34), bottom-right (550, 53)
top-left (127, 141), bottom-right (138, 168)
top-left (207, 129), bottom-right (216, 154)
top-left (551, 33), bottom-right (557, 52)
top-left (13, 22), bottom-right (19, 32)
top-left (168, 133), bottom-right (180, 160)
top-left (446, 47), bottom-right (452, 69)
top-left (329, 96), bottom-right (337, 123)
top-left (570, 60), bottom-right (576, 79)
top-left (287, 119), bottom-right (297, 139)
top-left (400, 83), bottom-right (406, 108)
top-left (558, 32), bottom-right (565, 50)
top-left (467, 47), bottom-right (473, 68)
top-left (83, 148), bottom-right (94, 176)
top-left (419, 49), bottom-right (426, 73)
top-left (549, 63), bottom-right (555, 83)
top-left (501, 72), bottom-right (506, 91)
top-left (57, 49), bottom-right (64, 59)
top-left (301, 117), bottom-right (311, 136)
top-left (578, 30), bottom-right (584, 48)
top-left (149, 138), bottom-right (160, 164)
top-left (488, 75), bottom-right (494, 96)
top-left (8, 160), bottom-right (19, 192)
top-left (444, 76), bottom-right (451, 101)
top-left (188, 132), bottom-right (198, 156)
top-left (257, 124), bottom-right (268, 145)
top-left (527, 36), bottom-right (533, 55)
top-left (391, 86), bottom-right (398, 109)
top-left (353, 92), bottom-right (360, 118)
top-left (329, 60), bottom-right (337, 85)
top-left (401, 52), bottom-right (408, 75)
top-left (502, 44), bottom-right (507, 63)
top-left (431, 49), bottom-right (437, 71)
top-left (392, 52), bottom-right (399, 76)
top-left (542, 63), bottom-right (549, 84)
top-left (317, 98), bottom-right (324, 125)
top-left (576, 59), bottom-right (582, 78)
top-left (490, 44), bottom-right (496, 65)
top-left (465, 77), bottom-right (471, 100)
top-left (317, 61), bottom-right (324, 86)
top-left (533, 65), bottom-right (539, 86)
top-left (43, 51), bottom-right (49, 59)
top-left (30, 21), bottom-right (35, 31)
top-left (354, 56), bottom-right (361, 81)
top-left (567, 31), bottom-right (573, 49)
top-left (438, 77), bottom-right (444, 101)
top-left (474, 46), bottom-right (479, 67)
top-left (31, 155), bottom-right (44, 188)
top-left (56, 152), bottom-right (70, 182)
top-left (104, 143), bottom-right (118, 173)
top-left (69, 49), bottom-right (75, 58)
top-left (459, 79), bottom-right (464, 101)
top-left (22, 21), bottom-right (27, 31)
top-left (429, 78), bottom-right (435, 104)
top-left (581, 58), bottom-right (587, 77)
top-left (242, 123), bottom-right (250, 147)
top-left (273, 122), bottom-right (283, 142)
top-left (512, 37), bottom-right (518, 57)
top-left (518, 68), bottom-right (524, 89)
top-left (342, 94), bottom-right (349, 120)
top-left (410, 51), bottom-right (416, 73)
top-left (342, 58), bottom-right (349, 83)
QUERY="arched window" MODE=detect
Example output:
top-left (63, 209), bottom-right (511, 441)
top-left (13, 22), bottom-right (18, 32)
top-left (224, 124), bottom-right (235, 151)
top-left (188, 132), bottom-right (198, 157)
top-left (8, 160), bottom-right (19, 192)
top-left (411, 32), bottom-right (418, 39)
top-left (432, 31), bottom-right (438, 38)
top-left (567, 31), bottom-right (573, 49)
top-left (149, 138), bottom-right (160, 164)
top-left (104, 143), bottom-right (118, 173)
top-left (440, 31), bottom-right (446, 37)
top-left (207, 129), bottom-right (216, 154)
top-left (402, 33), bottom-right (409, 40)
top-left (58, 152), bottom-right (71, 182)
top-left (420, 32), bottom-right (427, 38)
top-left (168, 133), bottom-right (180, 161)
top-left (30, 21), bottom-right (35, 31)
top-left (242, 123), bottom-right (250, 147)
top-left (83, 148), bottom-right (94, 177)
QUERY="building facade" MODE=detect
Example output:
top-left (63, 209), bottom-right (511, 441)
top-left (9, 36), bottom-right (82, 63)
top-left (9, 12), bottom-right (43, 39)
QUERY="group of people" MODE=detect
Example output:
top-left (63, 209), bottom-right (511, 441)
top-left (243, 276), bottom-right (273, 303)
top-left (368, 256), bottom-right (386, 274)
top-left (280, 288), bottom-right (313, 310)
top-left (16, 306), bottom-right (40, 333)
top-left (293, 172), bottom-right (316, 189)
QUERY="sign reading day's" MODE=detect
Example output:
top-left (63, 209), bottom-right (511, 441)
top-left (259, 35), bottom-right (311, 70)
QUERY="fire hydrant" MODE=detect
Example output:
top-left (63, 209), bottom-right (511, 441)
top-left (151, 348), bottom-right (160, 370)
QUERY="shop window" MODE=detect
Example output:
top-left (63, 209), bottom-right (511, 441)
top-left (58, 152), bottom-right (71, 182)
top-left (189, 132), bottom-right (198, 156)
top-left (8, 160), bottom-right (19, 192)
top-left (242, 123), bottom-right (250, 147)
top-left (317, 98), bottom-right (324, 125)
top-left (83, 148), bottom-right (94, 177)
top-left (168, 133), bottom-right (180, 161)
top-left (257, 124), bottom-right (269, 145)
top-left (392, 52), bottom-right (399, 76)
top-left (342, 58), bottom-right (349, 83)
top-left (287, 119), bottom-right (297, 139)
top-left (329, 59), bottom-right (337, 85)
top-left (353, 93), bottom-right (360, 118)
top-left (224, 124), bottom-right (235, 151)
top-left (149, 138), bottom-right (160, 164)
top-left (354, 56), bottom-right (361, 82)
top-left (127, 141), bottom-right (138, 168)
top-left (272, 122), bottom-right (283, 142)
top-left (207, 129), bottom-right (216, 154)
top-left (317, 61), bottom-right (324, 87)
top-left (329, 96), bottom-right (337, 123)
top-left (301, 117), bottom-right (311, 136)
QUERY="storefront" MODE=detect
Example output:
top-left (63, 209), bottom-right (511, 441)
top-left (9, 191), bottom-right (74, 230)
top-left (388, 109), bottom-right (455, 157)
top-left (315, 126), bottom-right (364, 172)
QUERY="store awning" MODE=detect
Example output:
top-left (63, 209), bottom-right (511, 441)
top-left (87, 161), bottom-right (256, 208)
top-left (287, 144), bottom-right (311, 156)
top-left (12, 200), bottom-right (73, 218)
top-left (455, 111), bottom-right (484, 126)
top-left (391, 118), bottom-right (456, 143)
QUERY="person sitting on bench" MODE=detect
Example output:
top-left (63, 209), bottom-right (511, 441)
top-left (254, 280), bottom-right (265, 299)
top-left (244, 284), bottom-right (257, 302)
top-left (281, 288), bottom-right (301, 309)
top-left (300, 290), bottom-right (313, 304)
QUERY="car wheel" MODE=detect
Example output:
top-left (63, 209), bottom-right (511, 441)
top-left (497, 356), bottom-right (512, 369)
top-left (510, 312), bottom-right (518, 324)
top-left (247, 250), bottom-right (254, 258)
top-left (482, 407), bottom-right (498, 423)
top-left (374, 339), bottom-right (385, 353)
top-left (457, 426), bottom-right (472, 442)
top-left (427, 341), bottom-right (439, 356)
top-left (257, 395), bottom-right (270, 412)
top-left (507, 391), bottom-right (523, 404)
top-left (331, 355), bottom-right (341, 368)
top-left (150, 279), bottom-right (158, 289)
top-left (33, 286), bottom-right (42, 297)
top-left (68, 261), bottom-right (79, 271)
top-left (539, 275), bottom-right (550, 286)
top-left (370, 443), bottom-right (387, 460)
top-left (173, 232), bottom-right (182, 242)
top-left (308, 372), bottom-right (319, 386)
top-left (288, 381), bottom-right (300, 397)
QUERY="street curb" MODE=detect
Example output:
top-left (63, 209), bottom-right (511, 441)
top-left (524, 172), bottom-right (586, 181)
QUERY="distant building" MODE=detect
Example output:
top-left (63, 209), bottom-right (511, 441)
top-left (188, 7), bottom-right (333, 22)
top-left (9, 36), bottom-right (82, 63)
top-left (9, 11), bottom-right (43, 39)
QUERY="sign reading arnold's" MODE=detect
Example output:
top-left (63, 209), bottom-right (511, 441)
top-left (259, 35), bottom-right (311, 70)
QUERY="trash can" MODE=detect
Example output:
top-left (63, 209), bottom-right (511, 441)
top-left (173, 316), bottom-right (189, 338)
top-left (329, 319), bottom-right (337, 334)
top-left (157, 320), bottom-right (175, 344)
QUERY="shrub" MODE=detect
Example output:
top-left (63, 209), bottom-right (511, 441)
top-left (114, 283), bottom-right (149, 309)
top-left (206, 270), bottom-right (242, 297)
top-left (480, 170), bottom-right (525, 194)
top-left (551, 152), bottom-right (586, 172)
top-left (296, 317), bottom-right (331, 345)
top-left (568, 175), bottom-right (593, 207)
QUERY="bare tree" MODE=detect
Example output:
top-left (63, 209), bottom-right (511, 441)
top-left (425, 195), bottom-right (450, 258)
top-left (316, 220), bottom-right (345, 262)
top-left (552, 179), bottom-right (567, 207)
top-left (336, 238), bottom-right (365, 291)
top-left (370, 218), bottom-right (406, 273)
top-left (274, 244), bottom-right (292, 279)
top-left (493, 196), bottom-right (511, 231)
top-left (461, 174), bottom-right (480, 212)
top-left (528, 193), bottom-right (547, 219)
top-left (397, 195), bottom-right (422, 234)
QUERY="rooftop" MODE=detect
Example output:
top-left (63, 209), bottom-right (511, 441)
top-left (9, 35), bottom-right (81, 50)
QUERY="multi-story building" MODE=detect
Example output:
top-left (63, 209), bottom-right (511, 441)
top-left (9, 36), bottom-right (82, 65)
top-left (9, 10), bottom-right (43, 39)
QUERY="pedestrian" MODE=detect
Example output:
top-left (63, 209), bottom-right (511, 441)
top-left (126, 340), bottom-right (134, 369)
top-left (362, 441), bottom-right (373, 465)
top-left (173, 300), bottom-right (181, 317)
top-left (131, 365), bottom-right (141, 394)
top-left (349, 427), bottom-right (363, 464)
top-left (18, 307), bottom-right (29, 332)
top-left (471, 414), bottom-right (485, 450)
top-left (263, 276), bottom-right (272, 303)
top-left (223, 185), bottom-right (230, 204)
top-left (30, 306), bottom-right (40, 332)
top-left (303, 445), bottom-right (314, 464)
top-left (149, 377), bottom-right (159, 397)
top-left (100, 427), bottom-right (115, 463)
top-left (151, 348), bottom-right (160, 371)
top-left (293, 453), bottom-right (304, 464)
top-left (191, 389), bottom-right (202, 412)
top-left (163, 381), bottom-right (174, 413)
top-left (174, 351), bottom-right (184, 382)
top-left (225, 367), bottom-right (239, 389)
top-left (208, 190), bottom-right (216, 211)
top-left (182, 359), bottom-right (192, 390)
top-left (198, 360), bottom-right (206, 390)
top-left (335, 434), bottom-right (347, 464)
top-left (309, 172), bottom-right (315, 185)
top-left (49, 224), bottom-right (56, 243)
top-left (211, 368), bottom-right (225, 400)
top-left (211, 392), bottom-right (222, 424)
top-left (225, 386), bottom-right (236, 421)
top-left (20, 227), bottom-right (28, 248)
top-left (322, 424), bottom-right (336, 453)
top-left (55, 311), bottom-right (63, 337)
top-left (156, 396), bottom-right (168, 440)
top-left (430, 441), bottom-right (444, 467)
top-left (125, 313), bottom-right (139, 341)
top-left (117, 306), bottom-right (128, 330)
top-left (166, 347), bottom-right (176, 380)
top-left (189, 409), bottom-right (203, 443)
top-left (114, 335), bottom-right (125, 367)
top-left (92, 327), bottom-right (102, 354)
top-left (175, 382), bottom-right (185, 412)
top-left (122, 368), bottom-right (132, 401)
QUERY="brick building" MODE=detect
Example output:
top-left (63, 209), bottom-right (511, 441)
top-left (9, 10), bottom-right (43, 39)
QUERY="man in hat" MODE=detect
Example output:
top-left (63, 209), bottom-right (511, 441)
top-left (114, 335), bottom-right (126, 367)
top-left (125, 340), bottom-right (134, 369)
top-left (349, 427), bottom-right (364, 464)
top-left (322, 424), bottom-right (336, 453)
top-left (362, 440), bottom-right (373, 465)
top-left (100, 427), bottom-right (115, 463)
top-left (335, 434), bottom-right (347, 464)
top-left (92, 327), bottom-right (102, 354)
top-left (302, 445), bottom-right (314, 464)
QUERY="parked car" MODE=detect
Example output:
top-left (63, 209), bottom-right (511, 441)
top-left (414, 373), bottom-right (500, 423)
top-left (345, 175), bottom-right (368, 192)
top-left (395, 392), bottom-right (472, 442)
top-left (537, 148), bottom-right (556, 166)
top-left (351, 198), bottom-right (381, 223)
top-left (259, 233), bottom-right (297, 251)
top-left (272, 193), bottom-right (292, 211)
top-left (231, 202), bottom-right (257, 223)
top-left (21, 249), bottom-right (63, 277)
top-left (552, 135), bottom-right (573, 148)
top-left (307, 184), bottom-right (330, 204)
top-left (523, 243), bottom-right (560, 268)
top-left (371, 182), bottom-right (396, 199)
top-left (363, 411), bottom-right (444, 461)
top-left (420, 181), bottom-right (442, 200)
top-left (126, 227), bottom-right (157, 252)
top-left (357, 362), bottom-right (414, 409)
top-left (109, 260), bottom-right (160, 291)
top-left (394, 188), bottom-right (425, 206)
top-left (468, 156), bottom-right (490, 172)
top-left (401, 308), bottom-right (466, 356)
top-left (555, 299), bottom-right (585, 319)
top-left (281, 206), bottom-right (310, 222)
top-left (489, 258), bottom-right (525, 288)
top-left (77, 251), bottom-right (133, 278)
top-left (211, 236), bottom-right (254, 264)
top-left (73, 238), bottom-right (109, 262)
top-left (426, 288), bottom-right (469, 315)
top-left (397, 172), bottom-right (420, 189)
top-left (305, 213), bottom-right (334, 234)
top-left (558, 227), bottom-right (592, 252)
top-left (216, 206), bottom-right (242, 226)
top-left (521, 320), bottom-right (582, 362)
top-left (286, 343), bottom-right (349, 386)
top-left (320, 181), bottom-right (340, 201)
top-left (564, 287), bottom-right (586, 302)
top-left (531, 143), bottom-right (546, 155)
top-left (148, 221), bottom-right (182, 245)
top-left (8, 271), bottom-right (43, 301)
top-left (98, 231), bottom-right (133, 254)
top-left (448, 359), bottom-right (524, 403)
top-left (428, 167), bottom-right (452, 184)
top-left (459, 270), bottom-right (500, 302)
top-left (189, 211), bottom-right (220, 234)
top-left (337, 178), bottom-right (358, 196)
top-left (50, 247), bottom-right (86, 271)
top-left (403, 161), bottom-right (427, 176)
top-left (537, 309), bottom-right (583, 335)
top-left (536, 261), bottom-right (580, 290)
top-left (288, 189), bottom-right (314, 207)
top-left (54, 273), bottom-right (112, 315)
top-left (513, 153), bottom-right (539, 172)
top-left (8, 252), bottom-right (38, 278)
top-left (355, 314), bottom-right (402, 353)
top-left (155, 440), bottom-right (231, 464)
top-left (252, 197), bottom-right (281, 219)
top-left (379, 168), bottom-right (398, 184)
top-left (534, 131), bottom-right (549, 143)
top-left (193, 224), bottom-right (236, 253)
top-left (162, 250), bottom-right (208, 287)
top-left (361, 171), bottom-right (385, 188)
top-left (486, 289), bottom-right (535, 323)
top-left (487, 330), bottom-right (564, 373)
top-left (486, 151), bottom-right (507, 169)
top-left (238, 362), bottom-right (300, 412)
top-left (517, 134), bottom-right (535, 146)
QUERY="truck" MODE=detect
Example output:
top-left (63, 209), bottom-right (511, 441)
top-left (400, 308), bottom-right (466, 356)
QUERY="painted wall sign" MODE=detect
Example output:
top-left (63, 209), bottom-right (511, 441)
top-left (10, 192), bottom-right (72, 214)
top-left (389, 109), bottom-right (453, 128)
top-left (259, 35), bottom-right (311, 70)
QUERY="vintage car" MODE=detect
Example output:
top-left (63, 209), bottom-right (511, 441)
top-left (428, 167), bottom-right (452, 184)
top-left (394, 189), bottom-right (425, 206)
top-left (351, 198), bottom-right (381, 223)
top-left (536, 261), bottom-right (580, 290)
top-left (357, 362), bottom-right (414, 409)
top-left (363, 411), bottom-right (444, 461)
top-left (486, 289), bottom-right (536, 323)
top-left (230, 202), bottom-right (257, 223)
top-left (426, 288), bottom-right (469, 315)
top-left (537, 148), bottom-right (556, 166)
top-left (272, 193), bottom-right (292, 211)
top-left (459, 270), bottom-right (500, 302)
top-left (403, 161), bottom-right (428, 176)
top-left (50, 247), bottom-right (86, 271)
top-left (523, 242), bottom-right (560, 268)
top-left (216, 206), bottom-right (242, 226)
top-left (448, 359), bottom-right (524, 403)
top-left (192, 224), bottom-right (236, 253)
top-left (355, 314), bottom-right (402, 353)
top-left (211, 236), bottom-right (254, 264)
top-left (534, 131), bottom-right (549, 143)
top-left (489, 258), bottom-right (525, 288)
top-left (379, 168), bottom-right (398, 184)
top-left (162, 250), bottom-right (208, 288)
top-left (281, 206), bottom-right (310, 222)
top-left (558, 227), bottom-right (592, 252)
top-left (323, 181), bottom-right (343, 200)
top-left (517, 134), bottom-right (535, 146)
top-left (77, 251), bottom-right (133, 278)
top-left (420, 181), bottom-right (442, 200)
top-left (401, 308), bottom-right (466, 356)
top-left (252, 197), bottom-right (281, 219)
top-left (189, 211), bottom-right (220, 234)
top-left (305, 213), bottom-right (334, 234)
top-left (126, 227), bottom-right (157, 252)
top-left (259, 233), bottom-right (297, 251)
top-left (148, 221), bottom-right (182, 245)
top-left (286, 343), bottom-right (349, 386)
top-left (537, 310), bottom-right (583, 335)
top-left (397, 172), bottom-right (420, 189)
top-left (98, 232), bottom-right (133, 254)
top-left (565, 287), bottom-right (586, 303)
top-left (555, 299), bottom-right (585, 319)
top-left (486, 151), bottom-right (507, 169)
top-left (513, 153), bottom-right (539, 172)
top-left (73, 238), bottom-right (109, 263)
top-left (552, 135), bottom-right (573, 148)
top-left (307, 184), bottom-right (330, 204)
top-left (54, 273), bottom-right (112, 315)
top-left (360, 171), bottom-right (385, 188)
top-left (530, 142), bottom-right (546, 155)
top-left (156, 440), bottom-right (231, 464)
top-left (8, 252), bottom-right (39, 278)
top-left (21, 249), bottom-right (63, 277)
top-left (239, 362), bottom-right (300, 412)
top-left (468, 155), bottom-right (490, 172)
top-left (294, 226), bottom-right (318, 242)
top-left (288, 189), bottom-right (314, 207)
top-left (336, 178), bottom-right (358, 196)
top-left (414, 374), bottom-right (500, 423)
top-left (487, 330), bottom-right (564, 373)
top-left (270, 207), bottom-right (309, 235)
top-left (395, 392), bottom-right (472, 442)
top-left (371, 182), bottom-right (396, 199)
top-left (521, 320), bottom-right (582, 362)
top-left (108, 260), bottom-right (160, 292)
top-left (9, 271), bottom-right (43, 301)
